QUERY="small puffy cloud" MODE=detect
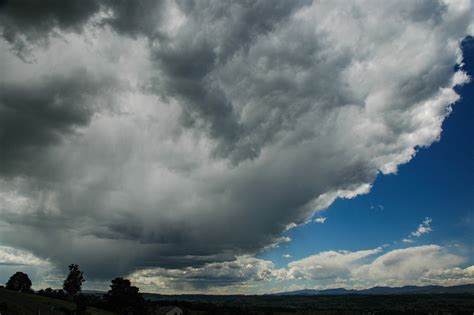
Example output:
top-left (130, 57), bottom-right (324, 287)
top-left (284, 223), bottom-right (298, 231)
top-left (314, 217), bottom-right (327, 224)
top-left (402, 217), bottom-right (433, 243)
top-left (411, 217), bottom-right (433, 237)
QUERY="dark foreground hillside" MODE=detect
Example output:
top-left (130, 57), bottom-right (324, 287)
top-left (1, 287), bottom-right (473, 314)
top-left (149, 293), bottom-right (474, 314)
top-left (0, 287), bottom-right (113, 315)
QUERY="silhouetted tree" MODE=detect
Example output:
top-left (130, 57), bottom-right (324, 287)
top-left (63, 264), bottom-right (85, 297)
top-left (104, 277), bottom-right (145, 314)
top-left (5, 272), bottom-right (32, 293)
top-left (37, 287), bottom-right (67, 300)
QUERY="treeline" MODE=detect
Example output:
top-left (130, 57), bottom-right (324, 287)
top-left (4, 266), bottom-right (263, 315)
top-left (4, 264), bottom-right (146, 314)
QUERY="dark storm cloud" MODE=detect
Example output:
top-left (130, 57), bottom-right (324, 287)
top-left (0, 0), bottom-right (472, 283)
top-left (152, 0), bottom-right (312, 161)
top-left (0, 69), bottom-right (117, 177)
top-left (0, 0), bottom-right (163, 59)
top-left (100, 0), bottom-right (164, 38)
top-left (0, 0), bottom-right (99, 59)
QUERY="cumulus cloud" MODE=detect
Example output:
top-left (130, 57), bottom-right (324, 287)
top-left (126, 245), bottom-right (473, 293)
top-left (0, 0), bottom-right (165, 60)
top-left (129, 255), bottom-right (279, 293)
top-left (352, 245), bottom-right (467, 286)
top-left (285, 245), bottom-right (472, 288)
top-left (422, 265), bottom-right (474, 286)
top-left (286, 245), bottom-right (472, 288)
top-left (0, 0), bottom-right (473, 281)
top-left (287, 248), bottom-right (383, 280)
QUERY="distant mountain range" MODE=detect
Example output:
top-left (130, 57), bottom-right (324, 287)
top-left (270, 284), bottom-right (474, 296)
top-left (85, 283), bottom-right (474, 300)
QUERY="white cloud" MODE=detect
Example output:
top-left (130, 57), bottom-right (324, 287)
top-left (284, 223), bottom-right (298, 231)
top-left (0, 246), bottom-right (50, 266)
top-left (402, 217), bottom-right (433, 243)
top-left (282, 244), bottom-right (471, 289)
top-left (352, 245), bottom-right (465, 286)
top-left (127, 244), bottom-right (473, 293)
top-left (422, 265), bottom-right (474, 286)
top-left (314, 217), bottom-right (327, 224)
top-left (287, 248), bottom-right (383, 280)
top-left (411, 217), bottom-right (433, 237)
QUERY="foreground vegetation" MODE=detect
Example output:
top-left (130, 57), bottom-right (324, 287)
top-left (1, 286), bottom-right (474, 314)
top-left (3, 265), bottom-right (145, 314)
top-left (3, 288), bottom-right (474, 314)
top-left (151, 293), bottom-right (474, 314)
top-left (0, 287), bottom-right (113, 315)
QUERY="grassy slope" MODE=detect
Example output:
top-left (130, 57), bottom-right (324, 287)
top-left (0, 287), bottom-right (114, 315)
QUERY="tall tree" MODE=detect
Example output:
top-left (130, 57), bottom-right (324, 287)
top-left (104, 277), bottom-right (145, 314)
top-left (6, 272), bottom-right (32, 293)
top-left (63, 264), bottom-right (85, 297)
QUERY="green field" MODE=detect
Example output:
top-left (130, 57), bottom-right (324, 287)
top-left (0, 288), bottom-right (114, 315)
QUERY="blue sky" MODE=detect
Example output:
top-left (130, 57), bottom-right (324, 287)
top-left (261, 37), bottom-right (474, 270)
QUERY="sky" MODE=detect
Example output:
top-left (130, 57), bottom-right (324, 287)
top-left (0, 0), bottom-right (473, 294)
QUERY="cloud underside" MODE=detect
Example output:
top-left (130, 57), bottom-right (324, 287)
top-left (0, 0), bottom-right (473, 280)
top-left (130, 244), bottom-right (474, 293)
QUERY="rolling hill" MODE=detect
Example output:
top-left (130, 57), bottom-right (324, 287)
top-left (0, 287), bottom-right (114, 315)
top-left (271, 284), bottom-right (474, 296)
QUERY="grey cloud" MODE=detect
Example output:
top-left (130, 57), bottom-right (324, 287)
top-left (0, 0), bottom-right (472, 281)
top-left (151, 0), bottom-right (457, 163)
top-left (152, 0), bottom-right (312, 161)
top-left (100, 0), bottom-right (164, 38)
top-left (130, 255), bottom-right (276, 291)
top-left (0, 0), bottom-right (101, 59)
top-left (0, 69), bottom-right (117, 177)
top-left (0, 0), bottom-right (163, 59)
